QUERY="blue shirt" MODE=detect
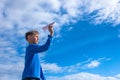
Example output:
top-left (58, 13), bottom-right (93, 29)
top-left (22, 35), bottom-right (52, 80)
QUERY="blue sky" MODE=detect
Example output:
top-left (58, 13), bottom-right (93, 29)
top-left (0, 0), bottom-right (120, 80)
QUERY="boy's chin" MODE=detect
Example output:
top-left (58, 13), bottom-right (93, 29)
top-left (34, 42), bottom-right (38, 44)
top-left (31, 42), bottom-right (38, 44)
top-left (28, 41), bottom-right (38, 44)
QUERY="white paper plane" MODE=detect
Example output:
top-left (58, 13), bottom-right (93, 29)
top-left (42, 22), bottom-right (55, 30)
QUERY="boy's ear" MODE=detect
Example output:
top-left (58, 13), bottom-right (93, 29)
top-left (27, 35), bottom-right (31, 41)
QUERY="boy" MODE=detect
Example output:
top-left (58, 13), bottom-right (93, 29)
top-left (22, 25), bottom-right (54, 80)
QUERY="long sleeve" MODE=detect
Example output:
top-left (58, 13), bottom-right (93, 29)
top-left (29, 35), bottom-right (52, 53)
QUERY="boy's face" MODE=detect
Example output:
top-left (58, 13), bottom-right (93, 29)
top-left (27, 34), bottom-right (39, 44)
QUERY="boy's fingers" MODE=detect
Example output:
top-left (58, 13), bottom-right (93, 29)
top-left (49, 25), bottom-right (53, 29)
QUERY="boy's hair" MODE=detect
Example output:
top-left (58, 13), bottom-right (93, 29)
top-left (25, 30), bottom-right (39, 40)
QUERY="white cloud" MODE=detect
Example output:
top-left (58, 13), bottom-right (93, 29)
top-left (0, 0), bottom-right (120, 37)
top-left (115, 74), bottom-right (120, 78)
top-left (47, 72), bottom-right (120, 80)
top-left (62, 0), bottom-right (82, 17)
top-left (0, 53), bottom-right (24, 80)
top-left (83, 0), bottom-right (120, 25)
top-left (87, 60), bottom-right (100, 68)
top-left (41, 57), bottom-right (111, 74)
top-left (82, 57), bottom-right (110, 69)
top-left (40, 58), bottom-right (118, 80)
top-left (42, 63), bottom-right (62, 73)
top-left (0, 37), bottom-right (24, 80)
top-left (1, 0), bottom-right (120, 29)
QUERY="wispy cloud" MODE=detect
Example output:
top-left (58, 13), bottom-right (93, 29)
top-left (1, 0), bottom-right (120, 32)
top-left (86, 60), bottom-right (100, 68)
top-left (47, 72), bottom-right (120, 80)
top-left (83, 57), bottom-right (110, 69)
top-left (83, 0), bottom-right (120, 25)
top-left (116, 74), bottom-right (120, 78)
top-left (42, 63), bottom-right (62, 73)
top-left (41, 57), bottom-right (111, 74)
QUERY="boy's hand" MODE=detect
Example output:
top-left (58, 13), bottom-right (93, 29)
top-left (48, 23), bottom-right (54, 37)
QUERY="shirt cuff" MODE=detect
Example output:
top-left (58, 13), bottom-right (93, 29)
top-left (48, 35), bottom-right (52, 38)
